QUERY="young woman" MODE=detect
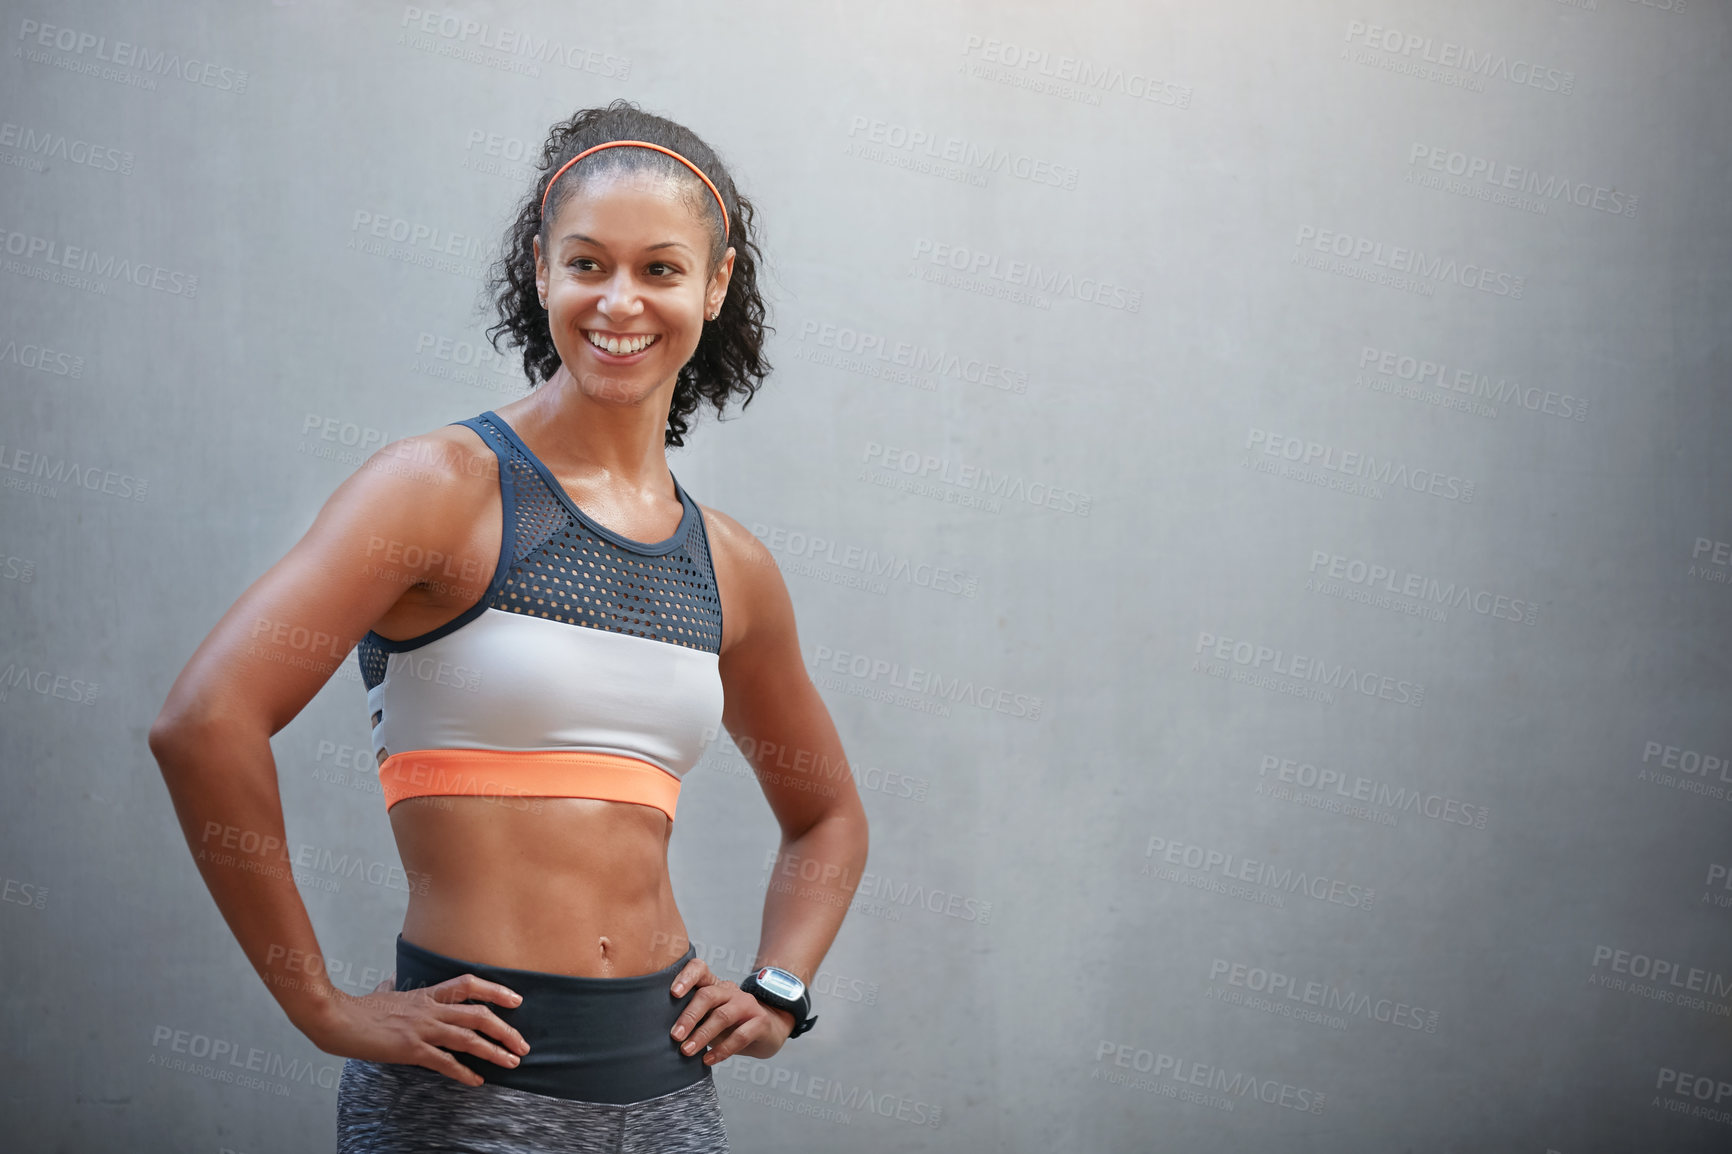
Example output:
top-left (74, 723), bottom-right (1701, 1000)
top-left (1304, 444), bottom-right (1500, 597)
top-left (149, 101), bottom-right (870, 1153)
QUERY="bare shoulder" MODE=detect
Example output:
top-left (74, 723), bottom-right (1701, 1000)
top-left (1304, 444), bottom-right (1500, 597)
top-left (697, 504), bottom-right (793, 653)
top-left (356, 421), bottom-right (496, 491)
top-left (150, 419), bottom-right (504, 737)
top-left (309, 420), bottom-right (504, 578)
top-left (697, 504), bottom-right (773, 575)
top-left (336, 422), bottom-right (496, 516)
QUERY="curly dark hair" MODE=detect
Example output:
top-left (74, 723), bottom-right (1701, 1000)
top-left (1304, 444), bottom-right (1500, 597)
top-left (482, 100), bottom-right (772, 447)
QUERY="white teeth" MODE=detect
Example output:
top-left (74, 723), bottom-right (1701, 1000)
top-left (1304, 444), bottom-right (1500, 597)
top-left (586, 331), bottom-right (658, 355)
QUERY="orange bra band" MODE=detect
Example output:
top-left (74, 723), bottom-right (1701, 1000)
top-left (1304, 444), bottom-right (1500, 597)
top-left (379, 748), bottom-right (683, 822)
top-left (540, 140), bottom-right (729, 242)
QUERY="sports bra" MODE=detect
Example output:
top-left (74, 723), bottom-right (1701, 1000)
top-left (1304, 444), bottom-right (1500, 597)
top-left (354, 410), bottom-right (726, 822)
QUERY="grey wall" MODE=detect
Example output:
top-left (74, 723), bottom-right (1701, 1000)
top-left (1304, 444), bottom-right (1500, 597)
top-left (2, 0), bottom-right (1728, 1150)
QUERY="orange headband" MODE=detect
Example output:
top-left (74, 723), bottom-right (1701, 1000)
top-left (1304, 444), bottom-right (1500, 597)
top-left (539, 140), bottom-right (729, 242)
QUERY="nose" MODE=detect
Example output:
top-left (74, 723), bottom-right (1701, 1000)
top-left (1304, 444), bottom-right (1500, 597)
top-left (596, 269), bottom-right (645, 322)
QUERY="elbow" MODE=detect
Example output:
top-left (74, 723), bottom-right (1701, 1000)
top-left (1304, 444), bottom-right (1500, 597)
top-left (148, 708), bottom-right (181, 754)
top-left (148, 709), bottom-right (231, 773)
top-left (839, 798), bottom-right (870, 860)
top-left (786, 796), bottom-right (870, 849)
top-left (147, 712), bottom-right (193, 772)
top-left (149, 710), bottom-right (269, 774)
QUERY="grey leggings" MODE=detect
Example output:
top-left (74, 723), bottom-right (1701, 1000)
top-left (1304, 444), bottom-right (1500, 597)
top-left (337, 1057), bottom-right (729, 1153)
top-left (335, 934), bottom-right (729, 1152)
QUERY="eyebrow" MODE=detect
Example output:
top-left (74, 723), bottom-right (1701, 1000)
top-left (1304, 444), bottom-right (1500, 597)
top-left (560, 232), bottom-right (694, 255)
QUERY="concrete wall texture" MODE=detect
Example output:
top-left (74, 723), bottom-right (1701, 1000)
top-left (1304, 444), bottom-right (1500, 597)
top-left (1, 0), bottom-right (1728, 1150)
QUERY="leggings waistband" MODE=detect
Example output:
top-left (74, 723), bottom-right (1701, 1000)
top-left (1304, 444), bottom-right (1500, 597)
top-left (392, 934), bottom-right (709, 1105)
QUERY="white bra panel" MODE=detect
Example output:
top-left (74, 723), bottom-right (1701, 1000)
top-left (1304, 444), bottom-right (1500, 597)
top-left (367, 607), bottom-right (725, 779)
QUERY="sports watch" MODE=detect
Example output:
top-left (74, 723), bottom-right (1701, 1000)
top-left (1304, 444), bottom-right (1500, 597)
top-left (739, 965), bottom-right (818, 1038)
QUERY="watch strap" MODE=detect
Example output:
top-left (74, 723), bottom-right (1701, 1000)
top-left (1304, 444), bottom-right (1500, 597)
top-left (741, 971), bottom-right (818, 1038)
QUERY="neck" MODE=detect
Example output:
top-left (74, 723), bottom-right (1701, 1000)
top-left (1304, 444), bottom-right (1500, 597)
top-left (507, 363), bottom-right (678, 494)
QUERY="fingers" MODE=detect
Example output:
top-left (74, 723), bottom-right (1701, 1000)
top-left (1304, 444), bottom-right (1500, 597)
top-left (669, 963), bottom-right (722, 1046)
top-left (694, 997), bottom-right (787, 1065)
top-left (409, 1039), bottom-right (489, 1087)
top-left (436, 972), bottom-right (525, 1011)
top-left (438, 1000), bottom-right (530, 1060)
top-left (372, 972), bottom-right (395, 994)
top-left (673, 984), bottom-right (746, 1058)
top-left (430, 974), bottom-right (530, 1054)
top-left (669, 957), bottom-right (711, 998)
top-left (426, 1010), bottom-right (527, 1071)
top-left (409, 974), bottom-right (531, 1066)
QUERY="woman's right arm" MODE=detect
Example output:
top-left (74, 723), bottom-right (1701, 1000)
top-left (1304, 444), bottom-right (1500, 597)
top-left (146, 432), bottom-right (528, 1084)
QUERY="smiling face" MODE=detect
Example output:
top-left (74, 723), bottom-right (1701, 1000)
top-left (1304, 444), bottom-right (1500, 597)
top-left (533, 168), bottom-right (734, 407)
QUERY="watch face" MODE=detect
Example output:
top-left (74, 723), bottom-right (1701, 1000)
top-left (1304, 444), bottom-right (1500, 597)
top-left (755, 966), bottom-right (804, 1001)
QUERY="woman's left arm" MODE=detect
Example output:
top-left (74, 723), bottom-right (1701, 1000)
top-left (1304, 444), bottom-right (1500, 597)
top-left (669, 507), bottom-right (871, 1063)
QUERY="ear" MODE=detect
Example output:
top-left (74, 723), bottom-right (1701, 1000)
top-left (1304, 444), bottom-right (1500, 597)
top-left (707, 245), bottom-right (736, 318)
top-left (533, 233), bottom-right (547, 307)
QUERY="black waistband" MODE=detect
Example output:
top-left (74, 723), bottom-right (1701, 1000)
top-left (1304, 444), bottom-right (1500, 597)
top-left (392, 934), bottom-right (709, 1104)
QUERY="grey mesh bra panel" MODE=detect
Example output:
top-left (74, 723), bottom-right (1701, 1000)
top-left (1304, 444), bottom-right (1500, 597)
top-left (355, 411), bottom-right (723, 692)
